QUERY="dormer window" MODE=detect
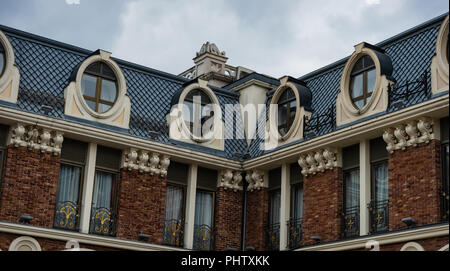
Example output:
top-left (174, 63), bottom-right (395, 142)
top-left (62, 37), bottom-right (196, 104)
top-left (350, 55), bottom-right (376, 110)
top-left (0, 43), bottom-right (5, 77)
top-left (182, 89), bottom-right (214, 138)
top-left (431, 15), bottom-right (449, 95)
top-left (277, 88), bottom-right (297, 136)
top-left (81, 62), bottom-right (118, 113)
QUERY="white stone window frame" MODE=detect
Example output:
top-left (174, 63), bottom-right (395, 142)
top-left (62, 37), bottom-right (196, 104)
top-left (431, 15), bottom-right (449, 95)
top-left (171, 79), bottom-right (224, 145)
top-left (265, 77), bottom-right (311, 150)
top-left (64, 50), bottom-right (131, 129)
top-left (8, 236), bottom-right (42, 251)
top-left (337, 43), bottom-right (394, 126)
top-left (0, 30), bottom-right (20, 104)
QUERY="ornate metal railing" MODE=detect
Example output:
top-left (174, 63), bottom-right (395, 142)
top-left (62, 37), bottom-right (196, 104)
top-left (304, 105), bottom-right (336, 139)
top-left (54, 201), bottom-right (80, 231)
top-left (369, 200), bottom-right (389, 234)
top-left (163, 219), bottom-right (184, 247)
top-left (388, 70), bottom-right (430, 110)
top-left (288, 218), bottom-right (303, 250)
top-left (442, 189), bottom-right (449, 222)
top-left (89, 207), bottom-right (116, 237)
top-left (342, 206), bottom-right (360, 238)
top-left (266, 223), bottom-right (280, 251)
top-left (193, 224), bottom-right (214, 251)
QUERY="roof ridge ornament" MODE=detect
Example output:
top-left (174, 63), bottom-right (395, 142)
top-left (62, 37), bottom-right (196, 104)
top-left (196, 41), bottom-right (226, 57)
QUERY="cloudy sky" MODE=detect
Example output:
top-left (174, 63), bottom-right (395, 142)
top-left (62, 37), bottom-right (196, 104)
top-left (0, 0), bottom-right (448, 78)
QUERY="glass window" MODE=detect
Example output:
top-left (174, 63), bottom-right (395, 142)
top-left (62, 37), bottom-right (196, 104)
top-left (183, 90), bottom-right (214, 138)
top-left (193, 190), bottom-right (214, 251)
top-left (289, 171), bottom-right (303, 250)
top-left (54, 138), bottom-right (88, 231)
top-left (81, 62), bottom-right (118, 114)
top-left (163, 184), bottom-right (185, 247)
top-left (350, 55), bottom-right (376, 110)
top-left (343, 144), bottom-right (360, 238)
top-left (268, 189), bottom-right (281, 251)
top-left (441, 117), bottom-right (449, 222)
top-left (277, 88), bottom-right (297, 136)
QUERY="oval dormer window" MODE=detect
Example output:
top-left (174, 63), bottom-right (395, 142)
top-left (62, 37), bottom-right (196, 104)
top-left (0, 42), bottom-right (5, 77)
top-left (350, 55), bottom-right (376, 110)
top-left (182, 89), bottom-right (215, 138)
top-left (277, 88), bottom-right (297, 137)
top-left (81, 62), bottom-right (118, 113)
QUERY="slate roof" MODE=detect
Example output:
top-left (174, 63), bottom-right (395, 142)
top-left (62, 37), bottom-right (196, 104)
top-left (0, 13), bottom-right (448, 161)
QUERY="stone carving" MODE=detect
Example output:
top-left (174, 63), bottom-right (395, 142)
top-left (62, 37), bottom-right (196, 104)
top-left (8, 123), bottom-right (64, 155)
top-left (219, 170), bottom-right (243, 192)
top-left (122, 149), bottom-right (170, 177)
top-left (298, 148), bottom-right (339, 177)
top-left (197, 41), bottom-right (226, 57)
top-left (246, 170), bottom-right (266, 192)
top-left (383, 117), bottom-right (435, 154)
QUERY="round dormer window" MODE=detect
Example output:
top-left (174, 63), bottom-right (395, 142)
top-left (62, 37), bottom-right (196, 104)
top-left (277, 88), bottom-right (297, 137)
top-left (81, 62), bottom-right (118, 113)
top-left (182, 89), bottom-right (215, 138)
top-left (350, 55), bottom-right (376, 110)
top-left (0, 42), bottom-right (5, 77)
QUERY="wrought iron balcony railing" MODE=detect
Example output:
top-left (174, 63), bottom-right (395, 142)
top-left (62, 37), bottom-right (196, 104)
top-left (288, 218), bottom-right (303, 250)
top-left (304, 105), bottom-right (336, 140)
top-left (163, 219), bottom-right (184, 248)
top-left (89, 207), bottom-right (116, 237)
top-left (54, 201), bottom-right (80, 231)
top-left (369, 200), bottom-right (389, 234)
top-left (442, 190), bottom-right (449, 222)
top-left (388, 70), bottom-right (430, 110)
top-left (193, 224), bottom-right (214, 251)
top-left (342, 206), bottom-right (360, 239)
top-left (266, 223), bottom-right (280, 251)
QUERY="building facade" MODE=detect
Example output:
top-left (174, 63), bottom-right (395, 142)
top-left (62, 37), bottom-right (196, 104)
top-left (0, 14), bottom-right (448, 251)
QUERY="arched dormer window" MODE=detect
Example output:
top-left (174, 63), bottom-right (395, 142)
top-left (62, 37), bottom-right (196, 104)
top-left (431, 15), bottom-right (449, 95)
top-left (167, 78), bottom-right (224, 151)
top-left (265, 76), bottom-right (312, 150)
top-left (64, 50), bottom-right (131, 129)
top-left (336, 42), bottom-right (395, 127)
top-left (0, 29), bottom-right (20, 104)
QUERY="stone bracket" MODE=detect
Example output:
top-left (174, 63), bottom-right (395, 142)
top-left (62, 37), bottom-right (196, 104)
top-left (383, 117), bottom-right (435, 154)
top-left (8, 123), bottom-right (64, 156)
top-left (122, 148), bottom-right (171, 177)
top-left (298, 148), bottom-right (339, 177)
top-left (246, 170), bottom-right (267, 192)
top-left (218, 170), bottom-right (243, 192)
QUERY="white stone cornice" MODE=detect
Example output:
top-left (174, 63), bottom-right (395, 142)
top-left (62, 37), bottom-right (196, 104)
top-left (246, 170), bottom-right (267, 192)
top-left (121, 149), bottom-right (170, 178)
top-left (383, 117), bottom-right (435, 154)
top-left (8, 123), bottom-right (64, 156)
top-left (298, 148), bottom-right (339, 177)
top-left (218, 170), bottom-right (243, 192)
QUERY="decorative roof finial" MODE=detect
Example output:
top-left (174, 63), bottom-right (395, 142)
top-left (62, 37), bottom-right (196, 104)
top-left (196, 41), bottom-right (226, 57)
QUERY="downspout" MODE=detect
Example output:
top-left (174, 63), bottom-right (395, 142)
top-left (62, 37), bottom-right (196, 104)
top-left (241, 171), bottom-right (248, 251)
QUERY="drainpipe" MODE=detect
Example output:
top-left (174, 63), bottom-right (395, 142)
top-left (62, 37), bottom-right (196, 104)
top-left (241, 171), bottom-right (248, 251)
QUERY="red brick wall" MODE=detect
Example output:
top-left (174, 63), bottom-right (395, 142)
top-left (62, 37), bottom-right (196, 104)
top-left (115, 169), bottom-right (166, 244)
top-left (0, 146), bottom-right (60, 228)
top-left (245, 188), bottom-right (269, 251)
top-left (302, 168), bottom-right (343, 246)
top-left (214, 187), bottom-right (242, 251)
top-left (388, 140), bottom-right (442, 231)
top-left (0, 232), bottom-right (120, 251)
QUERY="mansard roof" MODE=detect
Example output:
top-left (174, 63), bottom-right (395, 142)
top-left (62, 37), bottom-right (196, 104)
top-left (0, 13), bottom-right (447, 161)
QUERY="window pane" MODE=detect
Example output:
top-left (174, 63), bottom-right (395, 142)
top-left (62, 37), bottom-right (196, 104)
top-left (351, 74), bottom-right (364, 99)
top-left (92, 171), bottom-right (114, 209)
top-left (269, 190), bottom-right (281, 226)
top-left (289, 101), bottom-right (297, 122)
top-left (85, 99), bottom-right (97, 112)
top-left (163, 185), bottom-right (185, 247)
top-left (373, 162), bottom-right (388, 203)
top-left (100, 79), bottom-right (117, 102)
top-left (99, 103), bottom-right (112, 113)
top-left (290, 184), bottom-right (303, 220)
top-left (366, 69), bottom-right (376, 94)
top-left (54, 164), bottom-right (82, 230)
top-left (345, 169), bottom-right (360, 209)
top-left (193, 191), bottom-right (214, 251)
top-left (0, 53), bottom-right (4, 75)
top-left (81, 74), bottom-right (97, 98)
top-left (278, 103), bottom-right (287, 127)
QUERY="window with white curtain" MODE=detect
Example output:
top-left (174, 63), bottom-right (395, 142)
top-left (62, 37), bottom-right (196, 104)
top-left (343, 144), bottom-right (360, 238)
top-left (441, 117), bottom-right (449, 222)
top-left (370, 137), bottom-right (389, 234)
top-left (54, 139), bottom-right (87, 231)
top-left (289, 163), bottom-right (303, 249)
top-left (267, 168), bottom-right (281, 251)
top-left (89, 145), bottom-right (121, 236)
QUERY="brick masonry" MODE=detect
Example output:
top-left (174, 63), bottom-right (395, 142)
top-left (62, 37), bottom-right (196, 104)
top-left (214, 187), bottom-right (243, 251)
top-left (388, 140), bottom-right (442, 231)
top-left (244, 188), bottom-right (269, 251)
top-left (115, 169), bottom-right (166, 244)
top-left (302, 167), bottom-right (344, 246)
top-left (0, 146), bottom-right (60, 228)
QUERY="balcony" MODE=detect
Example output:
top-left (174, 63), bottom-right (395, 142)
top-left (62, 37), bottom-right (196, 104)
top-left (193, 224), bottom-right (214, 251)
top-left (89, 207), bottom-right (116, 237)
top-left (266, 223), bottom-right (280, 251)
top-left (288, 218), bottom-right (303, 250)
top-left (162, 219), bottom-right (184, 248)
top-left (369, 200), bottom-right (389, 234)
top-left (54, 201), bottom-right (80, 231)
top-left (342, 206), bottom-right (360, 238)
